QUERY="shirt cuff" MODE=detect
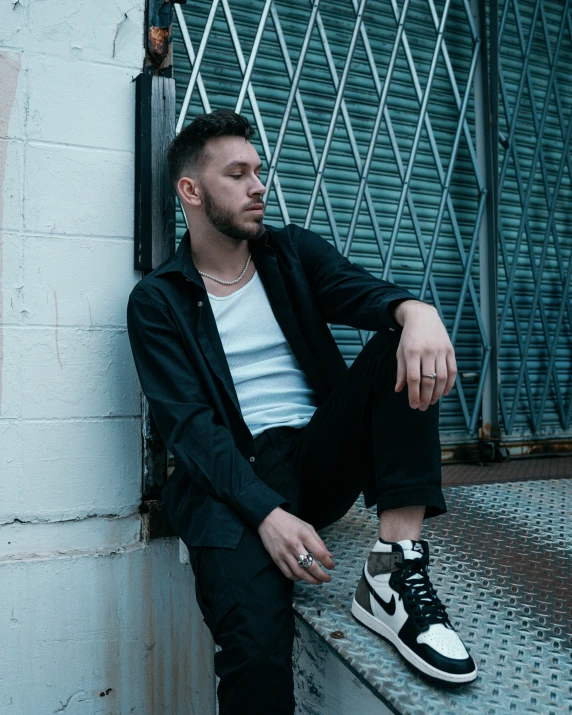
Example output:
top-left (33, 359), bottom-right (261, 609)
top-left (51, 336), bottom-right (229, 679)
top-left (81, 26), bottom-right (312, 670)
top-left (383, 293), bottom-right (420, 329)
top-left (232, 480), bottom-right (291, 531)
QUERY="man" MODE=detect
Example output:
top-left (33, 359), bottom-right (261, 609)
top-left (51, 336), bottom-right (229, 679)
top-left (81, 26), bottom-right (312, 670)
top-left (127, 109), bottom-right (477, 714)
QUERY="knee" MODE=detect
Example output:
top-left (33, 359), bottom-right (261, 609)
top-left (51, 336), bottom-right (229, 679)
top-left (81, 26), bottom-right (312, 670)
top-left (240, 641), bottom-right (293, 673)
top-left (216, 603), bottom-right (295, 672)
top-left (215, 626), bottom-right (295, 696)
top-left (238, 617), bottom-right (295, 665)
top-left (216, 648), bottom-right (295, 715)
top-left (370, 327), bottom-right (401, 351)
top-left (366, 329), bottom-right (400, 373)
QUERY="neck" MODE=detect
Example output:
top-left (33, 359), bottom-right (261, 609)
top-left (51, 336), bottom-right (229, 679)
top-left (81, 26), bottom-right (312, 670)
top-left (187, 214), bottom-right (252, 281)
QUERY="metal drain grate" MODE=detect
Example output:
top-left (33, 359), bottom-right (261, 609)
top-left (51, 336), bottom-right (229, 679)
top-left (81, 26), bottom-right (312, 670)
top-left (293, 478), bottom-right (572, 714)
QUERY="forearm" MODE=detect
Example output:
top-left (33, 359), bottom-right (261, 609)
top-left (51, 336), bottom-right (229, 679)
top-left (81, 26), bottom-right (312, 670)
top-left (297, 228), bottom-right (418, 330)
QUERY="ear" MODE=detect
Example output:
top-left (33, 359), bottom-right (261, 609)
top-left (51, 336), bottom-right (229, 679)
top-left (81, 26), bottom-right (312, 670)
top-left (177, 176), bottom-right (202, 208)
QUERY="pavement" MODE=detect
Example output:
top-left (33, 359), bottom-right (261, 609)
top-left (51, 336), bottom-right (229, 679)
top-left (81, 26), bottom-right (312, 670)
top-left (442, 454), bottom-right (572, 486)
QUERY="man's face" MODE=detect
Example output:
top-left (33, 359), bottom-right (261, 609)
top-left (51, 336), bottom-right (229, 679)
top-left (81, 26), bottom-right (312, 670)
top-left (198, 136), bottom-right (267, 242)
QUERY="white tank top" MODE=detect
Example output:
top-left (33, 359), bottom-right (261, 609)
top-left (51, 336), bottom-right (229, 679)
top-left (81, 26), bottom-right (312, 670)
top-left (207, 270), bottom-right (318, 437)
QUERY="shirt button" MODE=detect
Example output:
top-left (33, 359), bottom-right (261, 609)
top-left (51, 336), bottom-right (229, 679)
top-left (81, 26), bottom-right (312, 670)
top-left (198, 301), bottom-right (203, 307)
top-left (389, 327), bottom-right (395, 332)
top-left (249, 456), bottom-right (256, 463)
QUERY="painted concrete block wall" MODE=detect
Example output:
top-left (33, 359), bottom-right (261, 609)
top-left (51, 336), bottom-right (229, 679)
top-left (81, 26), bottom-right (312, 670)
top-left (1, 538), bottom-right (215, 715)
top-left (0, 2), bottom-right (209, 713)
top-left (0, 0), bottom-right (144, 524)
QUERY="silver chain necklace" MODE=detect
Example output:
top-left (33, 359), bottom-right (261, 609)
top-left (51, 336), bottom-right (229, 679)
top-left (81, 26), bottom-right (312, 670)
top-left (198, 253), bottom-right (252, 285)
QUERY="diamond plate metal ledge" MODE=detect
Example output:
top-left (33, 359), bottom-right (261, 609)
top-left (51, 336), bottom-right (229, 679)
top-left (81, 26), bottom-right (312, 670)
top-left (293, 478), bottom-right (572, 715)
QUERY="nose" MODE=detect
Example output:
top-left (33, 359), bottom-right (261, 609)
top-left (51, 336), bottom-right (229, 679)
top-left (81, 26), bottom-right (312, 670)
top-left (251, 174), bottom-right (266, 197)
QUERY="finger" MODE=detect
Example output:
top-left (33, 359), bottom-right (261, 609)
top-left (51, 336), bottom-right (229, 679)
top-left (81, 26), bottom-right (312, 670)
top-left (419, 356), bottom-right (436, 410)
top-left (291, 540), bottom-right (332, 583)
top-left (430, 354), bottom-right (448, 404)
top-left (443, 349), bottom-right (457, 396)
top-left (285, 552), bottom-right (323, 585)
top-left (278, 558), bottom-right (301, 582)
top-left (306, 560), bottom-right (332, 583)
top-left (305, 531), bottom-right (335, 570)
top-left (395, 343), bottom-right (406, 392)
top-left (406, 350), bottom-right (421, 408)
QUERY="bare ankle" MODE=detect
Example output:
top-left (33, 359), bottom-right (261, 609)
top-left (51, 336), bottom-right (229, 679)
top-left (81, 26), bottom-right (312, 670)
top-left (379, 505), bottom-right (425, 542)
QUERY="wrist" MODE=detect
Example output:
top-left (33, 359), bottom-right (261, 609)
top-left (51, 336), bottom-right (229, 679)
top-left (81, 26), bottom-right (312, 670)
top-left (393, 299), bottom-right (430, 326)
top-left (258, 505), bottom-right (283, 532)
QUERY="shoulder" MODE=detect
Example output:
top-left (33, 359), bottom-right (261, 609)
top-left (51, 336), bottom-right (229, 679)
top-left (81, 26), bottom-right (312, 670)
top-left (265, 223), bottom-right (333, 256)
top-left (128, 251), bottom-right (183, 309)
top-left (128, 271), bottom-right (172, 313)
top-left (264, 222), bottom-right (300, 248)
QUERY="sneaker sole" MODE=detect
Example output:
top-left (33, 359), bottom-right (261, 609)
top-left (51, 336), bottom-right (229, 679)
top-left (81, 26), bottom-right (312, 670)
top-left (351, 598), bottom-right (478, 684)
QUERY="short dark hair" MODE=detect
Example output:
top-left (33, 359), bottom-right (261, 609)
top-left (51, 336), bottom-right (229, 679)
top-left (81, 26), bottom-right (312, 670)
top-left (167, 109), bottom-right (255, 190)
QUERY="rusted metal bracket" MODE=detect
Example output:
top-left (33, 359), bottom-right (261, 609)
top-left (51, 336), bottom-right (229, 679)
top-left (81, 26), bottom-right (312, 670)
top-left (145, 0), bottom-right (187, 74)
top-left (139, 499), bottom-right (176, 540)
top-left (478, 439), bottom-right (510, 463)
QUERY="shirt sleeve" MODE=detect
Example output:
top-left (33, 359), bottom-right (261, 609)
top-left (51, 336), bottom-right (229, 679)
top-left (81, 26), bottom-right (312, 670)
top-left (295, 227), bottom-right (423, 330)
top-left (127, 287), bottom-right (290, 530)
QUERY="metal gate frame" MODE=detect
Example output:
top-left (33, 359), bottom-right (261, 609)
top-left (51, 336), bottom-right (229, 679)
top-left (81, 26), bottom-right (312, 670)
top-left (134, 0), bottom-right (572, 527)
top-left (495, 0), bottom-right (572, 450)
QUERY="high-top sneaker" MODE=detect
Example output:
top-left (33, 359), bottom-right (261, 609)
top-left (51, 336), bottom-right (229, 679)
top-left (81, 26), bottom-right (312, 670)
top-left (351, 538), bottom-right (477, 684)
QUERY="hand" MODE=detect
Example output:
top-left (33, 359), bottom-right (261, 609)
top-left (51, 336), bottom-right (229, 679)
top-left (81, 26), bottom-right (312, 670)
top-left (393, 300), bottom-right (457, 410)
top-left (258, 507), bottom-right (335, 585)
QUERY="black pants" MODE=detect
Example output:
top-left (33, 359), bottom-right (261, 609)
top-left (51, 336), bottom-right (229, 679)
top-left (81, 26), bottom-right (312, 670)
top-left (187, 330), bottom-right (446, 714)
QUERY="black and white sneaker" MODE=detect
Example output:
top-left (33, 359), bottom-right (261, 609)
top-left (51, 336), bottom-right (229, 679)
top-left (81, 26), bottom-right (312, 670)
top-left (351, 538), bottom-right (477, 684)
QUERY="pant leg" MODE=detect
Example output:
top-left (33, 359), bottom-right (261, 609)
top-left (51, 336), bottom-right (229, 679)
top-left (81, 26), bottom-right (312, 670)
top-left (186, 429), bottom-right (298, 715)
top-left (290, 329), bottom-right (446, 531)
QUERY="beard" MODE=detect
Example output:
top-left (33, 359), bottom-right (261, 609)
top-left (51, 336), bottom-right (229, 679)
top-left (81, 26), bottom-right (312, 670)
top-left (203, 186), bottom-right (265, 243)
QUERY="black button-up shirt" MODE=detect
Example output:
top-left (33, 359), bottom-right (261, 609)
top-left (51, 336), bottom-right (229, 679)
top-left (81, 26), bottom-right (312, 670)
top-left (127, 223), bottom-right (417, 548)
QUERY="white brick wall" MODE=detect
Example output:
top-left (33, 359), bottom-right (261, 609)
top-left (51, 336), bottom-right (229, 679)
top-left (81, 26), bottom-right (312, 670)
top-left (0, 6), bottom-right (218, 713)
top-left (0, 5), bottom-right (214, 713)
top-left (0, 539), bottom-right (211, 714)
top-left (0, 0), bottom-right (145, 529)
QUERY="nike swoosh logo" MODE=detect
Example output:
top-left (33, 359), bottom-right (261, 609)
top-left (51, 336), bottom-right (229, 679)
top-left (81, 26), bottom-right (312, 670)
top-left (364, 568), bottom-right (396, 616)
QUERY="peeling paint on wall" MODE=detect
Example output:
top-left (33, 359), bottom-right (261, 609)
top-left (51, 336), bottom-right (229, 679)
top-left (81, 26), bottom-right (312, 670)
top-left (0, 51), bottom-right (21, 415)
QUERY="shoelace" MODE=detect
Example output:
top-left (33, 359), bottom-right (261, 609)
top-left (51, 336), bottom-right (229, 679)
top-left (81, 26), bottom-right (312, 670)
top-left (397, 559), bottom-right (450, 631)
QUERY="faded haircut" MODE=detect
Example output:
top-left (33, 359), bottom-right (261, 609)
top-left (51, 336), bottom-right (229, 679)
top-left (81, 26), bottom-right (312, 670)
top-left (166, 109), bottom-right (255, 191)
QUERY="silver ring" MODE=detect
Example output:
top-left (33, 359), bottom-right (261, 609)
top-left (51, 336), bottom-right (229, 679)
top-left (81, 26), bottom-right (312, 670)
top-left (422, 372), bottom-right (437, 380)
top-left (297, 551), bottom-right (314, 570)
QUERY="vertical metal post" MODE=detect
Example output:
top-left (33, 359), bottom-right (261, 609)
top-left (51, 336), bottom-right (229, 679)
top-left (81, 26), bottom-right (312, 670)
top-left (472, 0), bottom-right (500, 454)
top-left (490, 0), bottom-right (499, 239)
top-left (134, 74), bottom-right (176, 273)
top-left (134, 72), bottom-right (177, 533)
top-left (134, 1), bottom-right (182, 536)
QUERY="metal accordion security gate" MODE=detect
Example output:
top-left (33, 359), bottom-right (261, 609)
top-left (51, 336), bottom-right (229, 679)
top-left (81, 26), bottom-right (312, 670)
top-left (496, 0), bottom-right (572, 448)
top-left (170, 0), bottom-right (572, 454)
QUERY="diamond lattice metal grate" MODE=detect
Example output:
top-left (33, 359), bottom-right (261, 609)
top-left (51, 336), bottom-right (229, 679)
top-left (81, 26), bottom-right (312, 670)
top-left (293, 480), bottom-right (572, 714)
top-left (173, 0), bottom-right (491, 440)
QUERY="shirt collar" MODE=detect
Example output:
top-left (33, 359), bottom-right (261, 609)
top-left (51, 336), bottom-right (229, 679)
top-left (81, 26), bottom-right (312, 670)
top-left (154, 226), bottom-right (273, 286)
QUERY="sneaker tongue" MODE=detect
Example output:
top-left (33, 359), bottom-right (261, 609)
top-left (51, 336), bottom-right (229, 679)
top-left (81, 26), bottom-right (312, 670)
top-left (397, 541), bottom-right (428, 593)
top-left (397, 539), bottom-right (423, 561)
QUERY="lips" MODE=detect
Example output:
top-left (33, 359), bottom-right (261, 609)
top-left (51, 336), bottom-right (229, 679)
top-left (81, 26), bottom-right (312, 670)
top-left (246, 204), bottom-right (264, 212)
